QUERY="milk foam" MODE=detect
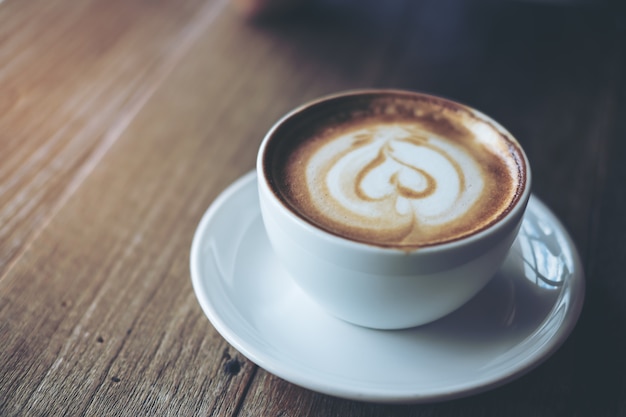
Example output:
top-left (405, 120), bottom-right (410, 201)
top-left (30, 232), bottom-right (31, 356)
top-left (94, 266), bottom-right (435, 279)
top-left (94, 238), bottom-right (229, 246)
top-left (305, 123), bottom-right (485, 242)
top-left (270, 93), bottom-right (526, 248)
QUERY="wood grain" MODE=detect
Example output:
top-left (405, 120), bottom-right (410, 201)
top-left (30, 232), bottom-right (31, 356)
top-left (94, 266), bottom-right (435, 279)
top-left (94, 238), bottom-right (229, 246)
top-left (0, 0), bottom-right (374, 413)
top-left (0, 0), bottom-right (224, 277)
top-left (0, 0), bottom-right (624, 415)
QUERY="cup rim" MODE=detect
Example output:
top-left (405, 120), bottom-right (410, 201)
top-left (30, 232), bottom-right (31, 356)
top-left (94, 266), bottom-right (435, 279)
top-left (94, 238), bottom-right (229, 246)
top-left (257, 88), bottom-right (532, 255)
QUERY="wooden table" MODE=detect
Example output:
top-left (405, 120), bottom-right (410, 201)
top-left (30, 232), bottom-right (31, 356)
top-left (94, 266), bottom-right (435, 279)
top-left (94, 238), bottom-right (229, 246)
top-left (1, 0), bottom-right (624, 415)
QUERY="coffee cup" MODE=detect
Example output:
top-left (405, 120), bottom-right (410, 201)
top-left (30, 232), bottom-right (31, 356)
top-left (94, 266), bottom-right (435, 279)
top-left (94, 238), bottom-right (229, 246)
top-left (257, 89), bottom-right (531, 329)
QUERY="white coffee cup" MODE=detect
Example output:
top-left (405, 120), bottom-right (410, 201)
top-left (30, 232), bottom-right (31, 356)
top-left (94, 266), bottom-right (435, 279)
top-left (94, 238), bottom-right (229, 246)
top-left (257, 90), bottom-right (531, 329)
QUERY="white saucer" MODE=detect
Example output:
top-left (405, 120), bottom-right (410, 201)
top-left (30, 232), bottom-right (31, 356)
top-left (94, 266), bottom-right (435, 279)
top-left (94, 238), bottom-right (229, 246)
top-left (190, 171), bottom-right (585, 404)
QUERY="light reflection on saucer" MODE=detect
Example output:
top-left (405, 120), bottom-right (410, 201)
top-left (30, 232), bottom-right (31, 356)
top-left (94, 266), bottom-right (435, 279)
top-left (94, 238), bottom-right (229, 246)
top-left (517, 207), bottom-right (571, 290)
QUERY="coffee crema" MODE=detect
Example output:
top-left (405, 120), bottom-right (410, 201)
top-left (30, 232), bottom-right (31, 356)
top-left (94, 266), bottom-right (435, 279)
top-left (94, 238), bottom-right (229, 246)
top-left (264, 92), bottom-right (526, 249)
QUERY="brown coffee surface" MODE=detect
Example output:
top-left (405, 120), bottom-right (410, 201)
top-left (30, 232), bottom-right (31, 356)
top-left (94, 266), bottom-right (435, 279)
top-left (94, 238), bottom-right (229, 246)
top-left (264, 92), bottom-right (526, 248)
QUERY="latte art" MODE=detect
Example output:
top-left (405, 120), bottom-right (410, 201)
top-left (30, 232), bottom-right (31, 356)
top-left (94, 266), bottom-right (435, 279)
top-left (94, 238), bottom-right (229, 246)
top-left (309, 125), bottom-right (484, 242)
top-left (268, 93), bottom-right (525, 248)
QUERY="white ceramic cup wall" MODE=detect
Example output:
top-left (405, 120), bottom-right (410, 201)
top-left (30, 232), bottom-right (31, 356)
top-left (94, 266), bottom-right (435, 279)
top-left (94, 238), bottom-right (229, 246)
top-left (257, 90), bottom-right (531, 330)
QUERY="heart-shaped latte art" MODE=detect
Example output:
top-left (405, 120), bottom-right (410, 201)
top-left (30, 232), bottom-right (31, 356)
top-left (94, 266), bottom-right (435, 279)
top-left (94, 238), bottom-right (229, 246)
top-left (304, 124), bottom-right (485, 244)
top-left (356, 140), bottom-right (437, 202)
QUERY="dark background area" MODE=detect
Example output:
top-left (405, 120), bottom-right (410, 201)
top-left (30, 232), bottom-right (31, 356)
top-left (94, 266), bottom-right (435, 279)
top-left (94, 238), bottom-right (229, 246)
top-left (245, 0), bottom-right (626, 414)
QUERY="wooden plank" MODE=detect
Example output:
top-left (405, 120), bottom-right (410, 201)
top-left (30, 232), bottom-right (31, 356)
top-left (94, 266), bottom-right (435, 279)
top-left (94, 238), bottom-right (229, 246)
top-left (0, 0), bottom-right (390, 413)
top-left (0, 0), bottom-right (222, 277)
top-left (0, 3), bottom-right (271, 415)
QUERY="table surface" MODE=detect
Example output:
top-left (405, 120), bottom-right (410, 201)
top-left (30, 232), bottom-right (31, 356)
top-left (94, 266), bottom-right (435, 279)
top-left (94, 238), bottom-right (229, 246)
top-left (1, 0), bottom-right (624, 415)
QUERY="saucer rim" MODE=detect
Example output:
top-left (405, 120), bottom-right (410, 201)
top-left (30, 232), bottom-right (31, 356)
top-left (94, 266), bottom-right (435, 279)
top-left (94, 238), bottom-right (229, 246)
top-left (190, 171), bottom-right (585, 404)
